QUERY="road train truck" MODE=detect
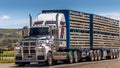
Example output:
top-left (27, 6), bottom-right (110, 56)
top-left (15, 10), bottom-right (120, 66)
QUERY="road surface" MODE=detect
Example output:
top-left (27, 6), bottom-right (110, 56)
top-left (0, 59), bottom-right (120, 68)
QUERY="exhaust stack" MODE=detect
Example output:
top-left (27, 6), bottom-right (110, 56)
top-left (29, 13), bottom-right (32, 28)
top-left (56, 13), bottom-right (59, 51)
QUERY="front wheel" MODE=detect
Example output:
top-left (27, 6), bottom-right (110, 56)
top-left (46, 52), bottom-right (53, 66)
top-left (90, 52), bottom-right (94, 61)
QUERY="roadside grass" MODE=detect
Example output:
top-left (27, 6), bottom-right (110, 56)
top-left (0, 51), bottom-right (14, 57)
top-left (0, 60), bottom-right (15, 63)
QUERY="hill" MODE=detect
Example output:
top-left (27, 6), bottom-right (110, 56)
top-left (0, 29), bottom-right (22, 50)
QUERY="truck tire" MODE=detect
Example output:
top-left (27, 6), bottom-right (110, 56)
top-left (110, 51), bottom-right (113, 59)
top-left (90, 52), bottom-right (94, 61)
top-left (73, 51), bottom-right (78, 63)
top-left (68, 51), bottom-right (73, 63)
top-left (106, 50), bottom-right (113, 59)
top-left (97, 50), bottom-right (101, 61)
top-left (94, 50), bottom-right (97, 61)
top-left (113, 52), bottom-right (116, 59)
top-left (47, 52), bottom-right (53, 66)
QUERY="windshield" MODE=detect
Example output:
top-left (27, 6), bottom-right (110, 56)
top-left (30, 27), bottom-right (49, 36)
top-left (45, 21), bottom-right (56, 24)
top-left (34, 21), bottom-right (43, 25)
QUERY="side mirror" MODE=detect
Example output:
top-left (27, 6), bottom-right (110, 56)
top-left (22, 26), bottom-right (29, 37)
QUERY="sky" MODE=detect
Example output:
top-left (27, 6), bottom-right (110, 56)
top-left (0, 0), bottom-right (120, 28)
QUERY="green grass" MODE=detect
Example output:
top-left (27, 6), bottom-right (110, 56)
top-left (0, 60), bottom-right (15, 63)
top-left (0, 51), bottom-right (15, 63)
top-left (0, 51), bottom-right (14, 57)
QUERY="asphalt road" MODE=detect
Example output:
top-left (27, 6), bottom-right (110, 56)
top-left (0, 59), bottom-right (120, 68)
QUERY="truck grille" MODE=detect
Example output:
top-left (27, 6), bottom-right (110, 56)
top-left (23, 42), bottom-right (36, 46)
top-left (23, 47), bottom-right (36, 53)
top-left (22, 42), bottom-right (36, 60)
top-left (23, 47), bottom-right (29, 53)
top-left (23, 47), bottom-right (36, 60)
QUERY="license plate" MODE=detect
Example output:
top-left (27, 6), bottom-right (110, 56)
top-left (28, 55), bottom-right (32, 58)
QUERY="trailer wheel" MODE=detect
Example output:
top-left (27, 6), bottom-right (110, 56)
top-left (94, 50), bottom-right (97, 61)
top-left (113, 52), bottom-right (116, 59)
top-left (73, 51), bottom-right (78, 63)
top-left (90, 52), bottom-right (94, 61)
top-left (110, 51), bottom-right (113, 59)
top-left (68, 51), bottom-right (73, 63)
top-left (107, 50), bottom-right (113, 59)
top-left (97, 50), bottom-right (101, 61)
top-left (47, 52), bottom-right (53, 66)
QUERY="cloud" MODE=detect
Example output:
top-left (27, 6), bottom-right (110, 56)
top-left (98, 12), bottom-right (120, 20)
top-left (1, 15), bottom-right (11, 20)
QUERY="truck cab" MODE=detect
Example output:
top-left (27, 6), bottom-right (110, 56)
top-left (15, 13), bottom-right (67, 66)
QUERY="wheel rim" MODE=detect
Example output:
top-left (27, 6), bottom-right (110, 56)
top-left (74, 51), bottom-right (78, 63)
top-left (94, 51), bottom-right (97, 61)
top-left (111, 55), bottom-right (113, 59)
top-left (90, 53), bottom-right (94, 61)
top-left (70, 55), bottom-right (73, 63)
top-left (95, 57), bottom-right (97, 61)
top-left (98, 53), bottom-right (101, 61)
top-left (98, 56), bottom-right (100, 60)
top-left (48, 57), bottom-right (52, 65)
top-left (114, 55), bottom-right (115, 59)
top-left (47, 52), bottom-right (53, 65)
top-left (91, 56), bottom-right (94, 61)
top-left (68, 51), bottom-right (73, 63)
top-left (97, 51), bottom-right (101, 61)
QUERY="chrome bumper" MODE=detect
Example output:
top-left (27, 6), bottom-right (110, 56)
top-left (15, 53), bottom-right (46, 63)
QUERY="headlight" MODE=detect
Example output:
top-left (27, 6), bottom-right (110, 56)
top-left (15, 46), bottom-right (21, 54)
top-left (46, 40), bottom-right (49, 43)
top-left (15, 47), bottom-right (20, 50)
top-left (38, 46), bottom-right (46, 52)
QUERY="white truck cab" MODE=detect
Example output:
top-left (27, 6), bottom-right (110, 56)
top-left (15, 13), bottom-right (67, 66)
